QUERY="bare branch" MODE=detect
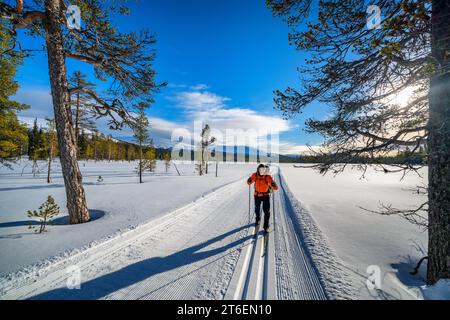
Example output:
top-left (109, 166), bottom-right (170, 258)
top-left (69, 86), bottom-right (132, 130)
top-left (359, 202), bottom-right (429, 229)
top-left (13, 11), bottom-right (45, 29)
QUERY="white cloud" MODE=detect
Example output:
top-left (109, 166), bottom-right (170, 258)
top-left (279, 143), bottom-right (322, 155)
top-left (14, 87), bottom-right (54, 119)
top-left (13, 86), bottom-right (297, 152)
top-left (190, 84), bottom-right (209, 90)
top-left (147, 116), bottom-right (190, 148)
top-left (170, 90), bottom-right (293, 152)
top-left (18, 116), bottom-right (49, 129)
top-left (173, 90), bottom-right (291, 133)
top-left (167, 83), bottom-right (210, 91)
top-left (175, 91), bottom-right (231, 111)
top-left (193, 107), bottom-right (290, 134)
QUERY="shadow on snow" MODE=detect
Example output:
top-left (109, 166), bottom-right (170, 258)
top-left (29, 223), bottom-right (253, 300)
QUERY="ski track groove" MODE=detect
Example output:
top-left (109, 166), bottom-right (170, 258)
top-left (231, 204), bottom-right (273, 300)
top-left (239, 226), bottom-right (261, 300)
top-left (273, 173), bottom-right (328, 300)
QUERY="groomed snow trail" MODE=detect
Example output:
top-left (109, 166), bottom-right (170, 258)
top-left (1, 172), bottom-right (329, 300)
top-left (272, 174), bottom-right (328, 300)
top-left (225, 172), bottom-right (327, 300)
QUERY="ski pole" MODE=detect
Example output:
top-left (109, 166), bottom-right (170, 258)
top-left (273, 191), bottom-right (275, 232)
top-left (273, 177), bottom-right (276, 233)
top-left (248, 185), bottom-right (251, 224)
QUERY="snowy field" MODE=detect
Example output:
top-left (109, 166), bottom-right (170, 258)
top-left (0, 160), bottom-right (448, 300)
top-left (0, 160), bottom-right (253, 275)
top-left (279, 164), bottom-right (447, 300)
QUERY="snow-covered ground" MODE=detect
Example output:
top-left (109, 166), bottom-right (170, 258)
top-left (279, 164), bottom-right (442, 300)
top-left (0, 160), bottom-right (448, 300)
top-left (0, 160), bottom-right (252, 275)
top-left (0, 161), bottom-right (351, 300)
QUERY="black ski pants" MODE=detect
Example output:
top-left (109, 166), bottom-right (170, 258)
top-left (254, 195), bottom-right (270, 229)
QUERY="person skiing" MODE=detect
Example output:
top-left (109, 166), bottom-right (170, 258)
top-left (247, 164), bottom-right (278, 232)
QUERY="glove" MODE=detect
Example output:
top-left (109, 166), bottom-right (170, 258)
top-left (270, 181), bottom-right (278, 190)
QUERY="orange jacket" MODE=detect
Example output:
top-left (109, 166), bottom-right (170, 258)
top-left (247, 173), bottom-right (278, 196)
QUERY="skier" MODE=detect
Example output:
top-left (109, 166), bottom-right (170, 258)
top-left (246, 164), bottom-right (278, 233)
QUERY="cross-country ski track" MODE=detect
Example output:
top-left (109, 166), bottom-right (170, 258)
top-left (0, 171), bottom-right (332, 300)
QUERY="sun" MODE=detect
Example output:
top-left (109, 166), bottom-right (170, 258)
top-left (389, 87), bottom-right (416, 107)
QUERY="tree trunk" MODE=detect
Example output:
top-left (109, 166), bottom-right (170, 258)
top-left (75, 91), bottom-right (80, 143)
top-left (47, 145), bottom-right (52, 183)
top-left (427, 0), bottom-right (450, 285)
top-left (44, 0), bottom-right (90, 224)
top-left (139, 143), bottom-right (143, 184)
top-left (200, 145), bottom-right (204, 176)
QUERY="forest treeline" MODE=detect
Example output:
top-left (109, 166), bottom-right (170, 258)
top-left (22, 118), bottom-right (170, 162)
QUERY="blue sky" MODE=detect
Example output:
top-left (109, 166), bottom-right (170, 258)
top-left (14, 0), bottom-right (328, 154)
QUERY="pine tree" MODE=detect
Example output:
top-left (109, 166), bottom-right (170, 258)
top-left (0, 19), bottom-right (28, 167)
top-left (26, 120), bottom-right (47, 176)
top-left (0, 110), bottom-right (28, 165)
top-left (46, 118), bottom-right (57, 183)
top-left (267, 0), bottom-right (450, 284)
top-left (133, 102), bottom-right (151, 183)
top-left (2, 0), bottom-right (164, 224)
top-left (27, 195), bottom-right (60, 233)
top-left (163, 152), bottom-right (171, 173)
top-left (142, 146), bottom-right (157, 173)
top-left (126, 143), bottom-right (137, 162)
top-left (68, 71), bottom-right (97, 143)
top-left (77, 130), bottom-right (88, 159)
top-left (85, 143), bottom-right (95, 160)
top-left (27, 119), bottom-right (39, 160)
top-left (36, 127), bottom-right (47, 160)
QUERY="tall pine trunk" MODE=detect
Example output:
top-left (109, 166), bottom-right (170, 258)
top-left (47, 144), bottom-right (52, 183)
top-left (44, 0), bottom-right (90, 224)
top-left (427, 0), bottom-right (450, 285)
top-left (75, 91), bottom-right (80, 143)
top-left (139, 142), bottom-right (143, 184)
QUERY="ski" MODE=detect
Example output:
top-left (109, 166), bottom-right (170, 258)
top-left (261, 230), bottom-right (269, 257)
top-left (253, 223), bottom-right (260, 242)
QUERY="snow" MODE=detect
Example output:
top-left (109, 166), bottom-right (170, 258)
top-left (0, 164), bottom-right (332, 301)
top-left (0, 160), bottom-right (448, 300)
top-left (0, 160), bottom-right (253, 276)
top-left (275, 172), bottom-right (355, 300)
top-left (418, 280), bottom-right (450, 300)
top-left (4, 179), bottom-right (251, 300)
top-left (279, 164), bottom-right (447, 300)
